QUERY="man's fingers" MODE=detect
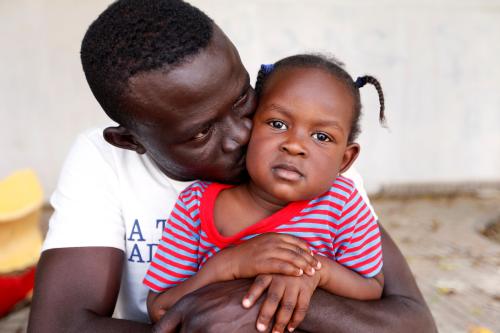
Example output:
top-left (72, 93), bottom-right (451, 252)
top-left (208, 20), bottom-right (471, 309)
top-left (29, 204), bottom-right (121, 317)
top-left (287, 291), bottom-right (311, 332)
top-left (153, 308), bottom-right (181, 333)
top-left (272, 288), bottom-right (298, 333)
top-left (243, 275), bottom-right (273, 308)
top-left (256, 282), bottom-right (285, 332)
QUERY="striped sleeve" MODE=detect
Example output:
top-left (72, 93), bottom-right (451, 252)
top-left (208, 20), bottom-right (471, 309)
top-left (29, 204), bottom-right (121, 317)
top-left (333, 185), bottom-right (383, 278)
top-left (143, 188), bottom-right (201, 293)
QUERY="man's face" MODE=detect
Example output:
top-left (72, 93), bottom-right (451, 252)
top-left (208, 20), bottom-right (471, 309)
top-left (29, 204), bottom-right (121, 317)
top-left (246, 67), bottom-right (360, 204)
top-left (120, 26), bottom-right (256, 183)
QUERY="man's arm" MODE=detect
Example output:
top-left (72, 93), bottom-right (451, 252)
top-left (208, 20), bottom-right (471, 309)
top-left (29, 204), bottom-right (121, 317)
top-left (156, 225), bottom-right (436, 333)
top-left (28, 247), bottom-right (153, 333)
top-left (296, 225), bottom-right (437, 332)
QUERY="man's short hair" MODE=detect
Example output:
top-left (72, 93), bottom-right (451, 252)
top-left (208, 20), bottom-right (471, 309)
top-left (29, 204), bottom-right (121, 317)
top-left (81, 0), bottom-right (214, 126)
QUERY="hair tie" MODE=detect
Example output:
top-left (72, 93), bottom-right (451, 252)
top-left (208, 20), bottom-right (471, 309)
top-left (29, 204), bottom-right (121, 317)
top-left (355, 76), bottom-right (367, 88)
top-left (261, 63), bottom-right (274, 75)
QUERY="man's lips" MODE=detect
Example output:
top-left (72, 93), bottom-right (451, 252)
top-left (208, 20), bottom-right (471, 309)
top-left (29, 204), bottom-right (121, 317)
top-left (271, 163), bottom-right (304, 181)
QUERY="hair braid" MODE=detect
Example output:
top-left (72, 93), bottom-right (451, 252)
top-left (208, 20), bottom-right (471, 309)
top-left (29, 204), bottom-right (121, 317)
top-left (357, 75), bottom-right (386, 127)
top-left (255, 66), bottom-right (270, 97)
top-left (255, 54), bottom-right (387, 142)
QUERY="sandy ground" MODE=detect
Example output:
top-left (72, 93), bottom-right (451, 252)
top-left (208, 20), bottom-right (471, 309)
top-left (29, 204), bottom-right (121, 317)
top-left (1, 193), bottom-right (500, 333)
top-left (374, 194), bottom-right (500, 333)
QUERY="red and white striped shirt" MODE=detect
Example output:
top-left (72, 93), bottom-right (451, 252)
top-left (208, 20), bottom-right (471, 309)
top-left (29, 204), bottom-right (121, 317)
top-left (144, 176), bottom-right (382, 293)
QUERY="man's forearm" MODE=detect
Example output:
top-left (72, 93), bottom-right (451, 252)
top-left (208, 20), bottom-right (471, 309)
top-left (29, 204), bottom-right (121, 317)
top-left (59, 314), bottom-right (152, 333)
top-left (296, 225), bottom-right (437, 333)
top-left (30, 295), bottom-right (152, 333)
top-left (28, 248), bottom-right (154, 333)
top-left (298, 289), bottom-right (436, 333)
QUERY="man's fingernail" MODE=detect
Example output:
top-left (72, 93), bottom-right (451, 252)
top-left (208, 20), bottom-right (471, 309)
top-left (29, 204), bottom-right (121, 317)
top-left (257, 323), bottom-right (266, 331)
top-left (298, 268), bottom-right (303, 276)
top-left (317, 261), bottom-right (322, 269)
top-left (288, 327), bottom-right (295, 332)
top-left (242, 298), bottom-right (251, 308)
top-left (310, 268), bottom-right (315, 274)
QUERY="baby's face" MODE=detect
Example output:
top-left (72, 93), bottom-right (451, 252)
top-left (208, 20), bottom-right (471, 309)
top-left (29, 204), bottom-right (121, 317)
top-left (246, 67), bottom-right (360, 203)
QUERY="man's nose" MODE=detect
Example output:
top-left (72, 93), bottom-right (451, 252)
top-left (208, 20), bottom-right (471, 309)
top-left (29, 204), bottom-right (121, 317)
top-left (221, 117), bottom-right (253, 153)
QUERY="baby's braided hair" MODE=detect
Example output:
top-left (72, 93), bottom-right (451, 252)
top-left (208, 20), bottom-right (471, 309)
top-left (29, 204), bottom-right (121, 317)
top-left (354, 75), bottom-right (386, 128)
top-left (255, 54), bottom-right (386, 142)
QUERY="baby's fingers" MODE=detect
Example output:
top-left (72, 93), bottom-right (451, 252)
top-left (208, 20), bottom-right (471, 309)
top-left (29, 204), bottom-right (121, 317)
top-left (256, 282), bottom-right (286, 332)
top-left (278, 243), bottom-right (321, 275)
top-left (272, 288), bottom-right (298, 333)
top-left (287, 291), bottom-right (311, 332)
top-left (242, 275), bottom-right (273, 308)
top-left (261, 257), bottom-right (304, 277)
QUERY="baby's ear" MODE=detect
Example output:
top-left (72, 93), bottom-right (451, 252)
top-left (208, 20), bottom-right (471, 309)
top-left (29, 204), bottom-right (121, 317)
top-left (103, 126), bottom-right (146, 154)
top-left (338, 143), bottom-right (360, 174)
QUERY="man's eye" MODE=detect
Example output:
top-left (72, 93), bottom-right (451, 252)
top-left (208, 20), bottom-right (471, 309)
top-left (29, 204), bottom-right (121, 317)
top-left (312, 132), bottom-right (332, 142)
top-left (192, 126), bottom-right (212, 140)
top-left (233, 92), bottom-right (248, 108)
top-left (268, 120), bottom-right (288, 130)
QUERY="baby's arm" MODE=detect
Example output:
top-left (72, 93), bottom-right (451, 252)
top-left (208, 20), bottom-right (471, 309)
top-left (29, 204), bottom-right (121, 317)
top-left (316, 255), bottom-right (384, 300)
top-left (322, 181), bottom-right (385, 300)
top-left (146, 232), bottom-right (320, 322)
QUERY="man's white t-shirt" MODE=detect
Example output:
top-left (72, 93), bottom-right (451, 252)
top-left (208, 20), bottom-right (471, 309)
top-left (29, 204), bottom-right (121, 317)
top-left (42, 127), bottom-right (376, 323)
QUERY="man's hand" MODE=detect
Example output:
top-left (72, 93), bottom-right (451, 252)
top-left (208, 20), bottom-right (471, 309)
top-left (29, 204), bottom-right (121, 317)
top-left (242, 273), bottom-right (321, 333)
top-left (225, 233), bottom-right (320, 279)
top-left (153, 279), bottom-right (261, 333)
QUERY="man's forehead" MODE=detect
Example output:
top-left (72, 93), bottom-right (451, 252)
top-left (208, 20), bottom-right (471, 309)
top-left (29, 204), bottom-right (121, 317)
top-left (126, 31), bottom-right (240, 108)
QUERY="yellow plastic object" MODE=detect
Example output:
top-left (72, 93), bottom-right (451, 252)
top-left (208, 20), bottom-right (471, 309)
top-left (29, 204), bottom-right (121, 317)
top-left (0, 169), bottom-right (43, 221)
top-left (0, 169), bottom-right (43, 274)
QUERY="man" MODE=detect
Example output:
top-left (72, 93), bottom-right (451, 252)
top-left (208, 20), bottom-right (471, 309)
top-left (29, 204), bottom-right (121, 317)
top-left (28, 1), bottom-right (437, 332)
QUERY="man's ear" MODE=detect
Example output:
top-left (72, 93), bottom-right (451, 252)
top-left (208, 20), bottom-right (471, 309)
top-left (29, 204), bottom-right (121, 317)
top-left (339, 142), bottom-right (360, 174)
top-left (103, 126), bottom-right (146, 154)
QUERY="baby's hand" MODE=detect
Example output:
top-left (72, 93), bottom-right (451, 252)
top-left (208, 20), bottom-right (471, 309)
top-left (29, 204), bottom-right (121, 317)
top-left (228, 233), bottom-right (320, 279)
top-left (242, 273), bottom-right (321, 333)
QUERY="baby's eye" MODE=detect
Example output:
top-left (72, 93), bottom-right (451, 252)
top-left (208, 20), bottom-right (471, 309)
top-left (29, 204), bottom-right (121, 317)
top-left (192, 126), bottom-right (212, 141)
top-left (268, 120), bottom-right (288, 130)
top-left (312, 132), bottom-right (332, 142)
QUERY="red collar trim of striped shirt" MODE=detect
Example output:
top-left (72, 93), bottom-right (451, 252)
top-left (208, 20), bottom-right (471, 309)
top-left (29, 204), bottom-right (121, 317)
top-left (200, 182), bottom-right (309, 248)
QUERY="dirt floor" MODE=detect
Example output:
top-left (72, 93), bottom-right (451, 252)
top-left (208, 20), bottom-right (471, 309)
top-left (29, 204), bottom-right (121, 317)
top-left (1, 193), bottom-right (500, 333)
top-left (374, 193), bottom-right (500, 333)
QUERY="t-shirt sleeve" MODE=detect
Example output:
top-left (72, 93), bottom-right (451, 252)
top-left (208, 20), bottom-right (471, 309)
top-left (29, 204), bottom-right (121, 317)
top-left (143, 191), bottom-right (200, 293)
top-left (333, 185), bottom-right (383, 278)
top-left (42, 131), bottom-right (125, 251)
top-left (341, 167), bottom-right (378, 220)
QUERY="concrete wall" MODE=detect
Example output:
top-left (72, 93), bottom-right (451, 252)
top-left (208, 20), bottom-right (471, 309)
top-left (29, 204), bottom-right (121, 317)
top-left (1, 0), bottom-right (499, 197)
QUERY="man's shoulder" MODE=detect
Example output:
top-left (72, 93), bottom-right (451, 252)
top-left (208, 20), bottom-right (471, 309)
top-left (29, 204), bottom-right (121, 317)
top-left (72, 126), bottom-right (118, 157)
top-left (70, 126), bottom-right (146, 174)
